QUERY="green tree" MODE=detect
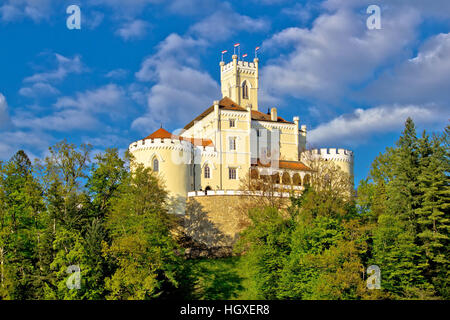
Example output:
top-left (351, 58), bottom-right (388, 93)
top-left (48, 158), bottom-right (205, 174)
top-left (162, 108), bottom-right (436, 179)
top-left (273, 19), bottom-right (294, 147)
top-left (237, 160), bottom-right (373, 299)
top-left (362, 118), bottom-right (449, 299)
top-left (0, 151), bottom-right (44, 299)
top-left (103, 163), bottom-right (185, 299)
top-left (415, 129), bottom-right (450, 298)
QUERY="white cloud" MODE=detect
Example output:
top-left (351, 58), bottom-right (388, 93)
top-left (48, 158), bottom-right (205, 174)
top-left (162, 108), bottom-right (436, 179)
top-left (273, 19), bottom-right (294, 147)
top-left (322, 0), bottom-right (450, 19)
top-left (133, 33), bottom-right (219, 132)
top-left (106, 68), bottom-right (129, 79)
top-left (0, 130), bottom-right (53, 160)
top-left (168, 0), bottom-right (219, 16)
top-left (0, 0), bottom-right (55, 23)
top-left (188, 3), bottom-right (269, 41)
top-left (54, 84), bottom-right (128, 114)
top-left (13, 109), bottom-right (101, 132)
top-left (281, 3), bottom-right (315, 24)
top-left (135, 34), bottom-right (207, 82)
top-left (259, 7), bottom-right (421, 105)
top-left (308, 104), bottom-right (445, 146)
top-left (132, 3), bottom-right (271, 133)
top-left (88, 0), bottom-right (162, 17)
top-left (363, 33), bottom-right (450, 105)
top-left (14, 84), bottom-right (130, 132)
top-left (115, 20), bottom-right (150, 40)
top-left (84, 10), bottom-right (105, 29)
top-left (132, 64), bottom-right (220, 132)
top-left (24, 53), bottom-right (85, 83)
top-left (19, 82), bottom-right (60, 98)
top-left (0, 93), bottom-right (11, 129)
top-left (133, 37), bottom-right (220, 132)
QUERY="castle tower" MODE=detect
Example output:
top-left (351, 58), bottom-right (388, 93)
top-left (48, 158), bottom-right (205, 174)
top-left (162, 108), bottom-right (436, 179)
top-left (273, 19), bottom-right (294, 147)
top-left (128, 127), bottom-right (192, 200)
top-left (300, 148), bottom-right (354, 181)
top-left (220, 55), bottom-right (259, 111)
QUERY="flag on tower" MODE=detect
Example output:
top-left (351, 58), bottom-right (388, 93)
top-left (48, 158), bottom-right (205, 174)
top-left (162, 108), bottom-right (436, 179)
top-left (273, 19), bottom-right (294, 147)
top-left (255, 46), bottom-right (261, 58)
top-left (234, 43), bottom-right (240, 56)
top-left (221, 50), bottom-right (228, 61)
top-left (242, 53), bottom-right (248, 60)
top-left (255, 46), bottom-right (260, 51)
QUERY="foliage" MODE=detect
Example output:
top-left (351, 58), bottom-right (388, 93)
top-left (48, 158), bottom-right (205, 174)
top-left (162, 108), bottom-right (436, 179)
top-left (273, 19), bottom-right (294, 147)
top-left (0, 120), bottom-right (448, 300)
top-left (358, 119), bottom-right (449, 299)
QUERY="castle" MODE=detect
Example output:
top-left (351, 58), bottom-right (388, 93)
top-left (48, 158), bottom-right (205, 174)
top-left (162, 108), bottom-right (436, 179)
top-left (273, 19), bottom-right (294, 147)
top-left (129, 54), bottom-right (354, 212)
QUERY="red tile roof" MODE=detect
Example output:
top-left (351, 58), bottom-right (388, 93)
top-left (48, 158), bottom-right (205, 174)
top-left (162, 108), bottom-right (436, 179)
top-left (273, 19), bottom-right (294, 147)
top-left (143, 127), bottom-right (214, 147)
top-left (251, 109), bottom-right (291, 123)
top-left (183, 97), bottom-right (293, 130)
top-left (144, 127), bottom-right (174, 140)
top-left (253, 159), bottom-right (312, 171)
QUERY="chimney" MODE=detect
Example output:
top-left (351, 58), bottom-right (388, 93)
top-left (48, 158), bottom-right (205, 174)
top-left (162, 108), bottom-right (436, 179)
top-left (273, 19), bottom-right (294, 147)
top-left (270, 107), bottom-right (277, 121)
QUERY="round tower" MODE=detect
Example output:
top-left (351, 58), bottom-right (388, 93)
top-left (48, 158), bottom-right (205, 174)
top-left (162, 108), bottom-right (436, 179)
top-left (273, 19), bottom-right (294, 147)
top-left (128, 128), bottom-right (192, 200)
top-left (301, 148), bottom-right (354, 178)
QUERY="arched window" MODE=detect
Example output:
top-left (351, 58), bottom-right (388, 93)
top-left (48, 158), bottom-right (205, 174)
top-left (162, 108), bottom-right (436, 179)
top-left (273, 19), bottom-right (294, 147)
top-left (153, 158), bottom-right (159, 172)
top-left (304, 174), bottom-right (311, 186)
top-left (282, 172), bottom-right (291, 185)
top-left (242, 81), bottom-right (248, 99)
top-left (293, 173), bottom-right (301, 186)
top-left (204, 164), bottom-right (210, 179)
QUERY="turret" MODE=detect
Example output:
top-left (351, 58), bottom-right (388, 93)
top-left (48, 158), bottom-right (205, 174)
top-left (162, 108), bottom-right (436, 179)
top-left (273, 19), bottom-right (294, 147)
top-left (220, 54), bottom-right (259, 110)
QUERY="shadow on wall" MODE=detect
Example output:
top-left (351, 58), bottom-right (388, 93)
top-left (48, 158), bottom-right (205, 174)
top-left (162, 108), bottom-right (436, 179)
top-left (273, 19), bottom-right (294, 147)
top-left (167, 195), bottom-right (187, 215)
top-left (181, 198), bottom-right (235, 258)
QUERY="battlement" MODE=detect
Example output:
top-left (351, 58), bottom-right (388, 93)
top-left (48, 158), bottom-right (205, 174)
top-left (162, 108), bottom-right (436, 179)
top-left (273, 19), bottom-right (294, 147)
top-left (301, 148), bottom-right (354, 163)
top-left (221, 57), bottom-right (258, 76)
top-left (129, 138), bottom-right (193, 152)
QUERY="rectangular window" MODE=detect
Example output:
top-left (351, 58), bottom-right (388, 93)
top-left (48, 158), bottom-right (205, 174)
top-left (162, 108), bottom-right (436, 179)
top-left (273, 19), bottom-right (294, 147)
top-left (229, 119), bottom-right (236, 128)
top-left (228, 167), bottom-right (237, 180)
top-left (229, 137), bottom-right (236, 151)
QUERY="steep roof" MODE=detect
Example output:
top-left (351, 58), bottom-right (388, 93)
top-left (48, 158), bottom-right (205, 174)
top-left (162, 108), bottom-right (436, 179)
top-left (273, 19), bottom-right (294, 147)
top-left (144, 127), bottom-right (174, 140)
top-left (143, 127), bottom-right (214, 147)
top-left (251, 109), bottom-right (291, 124)
top-left (183, 97), bottom-right (245, 130)
top-left (183, 97), bottom-right (293, 130)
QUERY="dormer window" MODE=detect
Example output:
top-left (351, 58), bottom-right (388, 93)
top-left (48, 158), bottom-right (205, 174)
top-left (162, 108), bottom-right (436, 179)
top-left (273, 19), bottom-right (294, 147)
top-left (242, 81), bottom-right (248, 99)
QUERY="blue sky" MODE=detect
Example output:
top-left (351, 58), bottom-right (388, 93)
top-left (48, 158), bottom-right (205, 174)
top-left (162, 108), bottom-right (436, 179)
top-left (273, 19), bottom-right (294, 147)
top-left (0, 0), bottom-right (449, 185)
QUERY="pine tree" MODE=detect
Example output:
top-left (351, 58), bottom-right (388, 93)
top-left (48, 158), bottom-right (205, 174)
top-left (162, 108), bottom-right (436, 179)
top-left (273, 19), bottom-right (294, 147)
top-left (368, 119), bottom-right (449, 298)
top-left (0, 151), bottom-right (44, 299)
top-left (416, 129), bottom-right (450, 298)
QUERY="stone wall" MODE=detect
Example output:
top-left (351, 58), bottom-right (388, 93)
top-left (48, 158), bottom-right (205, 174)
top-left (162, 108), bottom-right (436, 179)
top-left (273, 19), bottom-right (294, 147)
top-left (179, 194), bottom-right (290, 258)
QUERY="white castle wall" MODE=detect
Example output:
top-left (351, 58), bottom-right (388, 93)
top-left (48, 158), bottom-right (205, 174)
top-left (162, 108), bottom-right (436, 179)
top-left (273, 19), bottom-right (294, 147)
top-left (300, 148), bottom-right (354, 178)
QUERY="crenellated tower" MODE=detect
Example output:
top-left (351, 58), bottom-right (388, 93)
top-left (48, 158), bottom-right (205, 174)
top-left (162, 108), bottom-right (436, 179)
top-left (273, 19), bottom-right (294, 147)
top-left (220, 55), bottom-right (259, 111)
